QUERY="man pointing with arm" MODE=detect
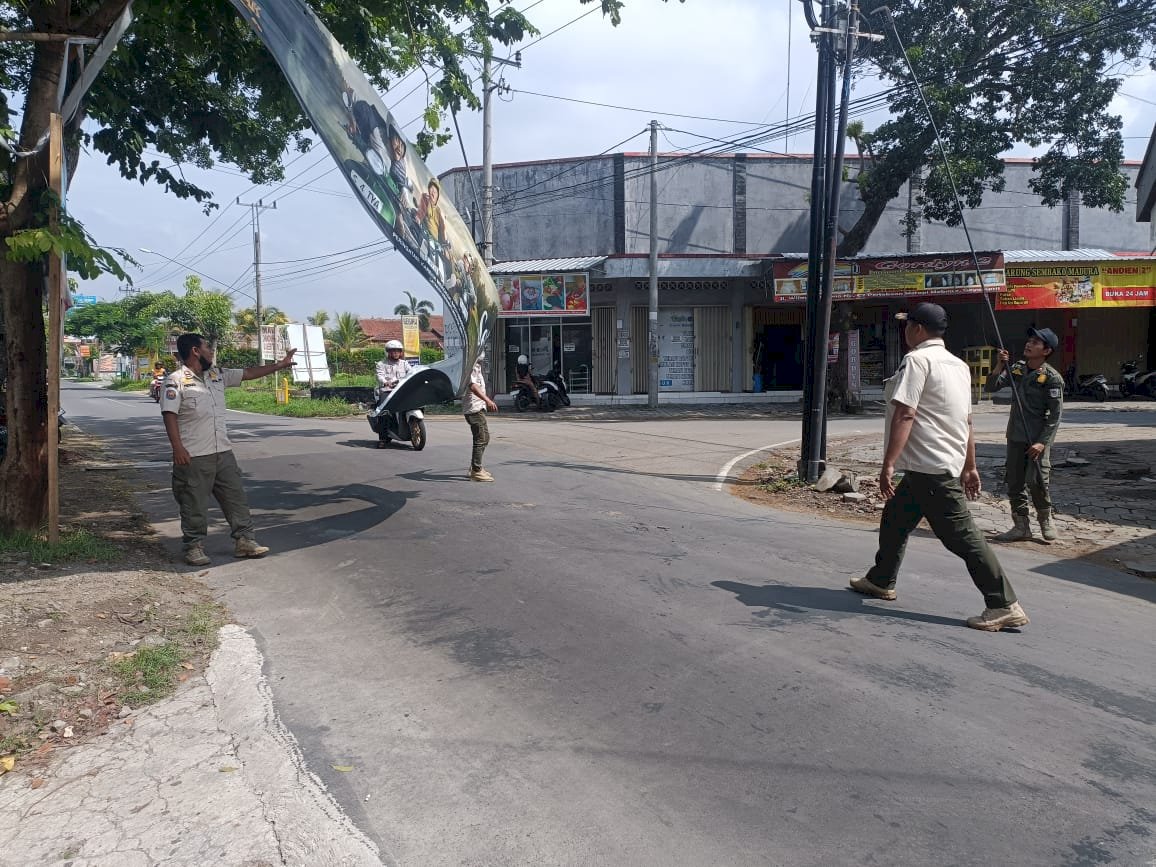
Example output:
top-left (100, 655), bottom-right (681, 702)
top-left (161, 333), bottom-right (296, 567)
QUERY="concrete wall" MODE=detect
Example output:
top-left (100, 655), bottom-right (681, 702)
top-left (447, 153), bottom-right (1152, 261)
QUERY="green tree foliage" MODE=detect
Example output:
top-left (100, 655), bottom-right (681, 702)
top-left (393, 290), bottom-right (436, 333)
top-left (329, 312), bottom-right (369, 352)
top-left (837, 0), bottom-right (1156, 255)
top-left (233, 306), bottom-right (290, 338)
top-left (63, 294), bottom-right (167, 357)
top-left (307, 310), bottom-right (330, 328)
top-left (152, 276), bottom-right (235, 348)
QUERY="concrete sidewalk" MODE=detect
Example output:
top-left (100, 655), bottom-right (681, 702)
top-left (0, 626), bottom-right (384, 867)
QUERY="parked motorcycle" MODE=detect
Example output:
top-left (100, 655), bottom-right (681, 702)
top-left (367, 371), bottom-right (427, 450)
top-left (1119, 357), bottom-right (1156, 398)
top-left (541, 368), bottom-right (571, 407)
top-left (1064, 364), bottom-right (1109, 402)
top-left (511, 378), bottom-right (561, 412)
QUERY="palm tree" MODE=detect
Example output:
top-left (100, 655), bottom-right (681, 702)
top-left (329, 312), bottom-right (369, 351)
top-left (234, 306), bottom-right (289, 337)
top-left (307, 310), bottom-right (330, 328)
top-left (393, 291), bottom-right (435, 333)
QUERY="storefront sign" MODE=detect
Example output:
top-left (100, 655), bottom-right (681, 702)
top-left (658, 308), bottom-right (695, 391)
top-left (996, 261), bottom-right (1156, 309)
top-left (497, 273), bottom-right (589, 317)
top-left (772, 253), bottom-right (1005, 300)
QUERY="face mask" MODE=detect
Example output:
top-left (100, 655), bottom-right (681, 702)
top-left (198, 353), bottom-right (212, 372)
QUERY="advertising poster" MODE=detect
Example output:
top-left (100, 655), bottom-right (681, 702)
top-left (401, 315), bottom-right (421, 358)
top-left (497, 273), bottom-right (590, 318)
top-left (997, 261), bottom-right (1156, 309)
top-left (773, 253), bottom-right (1005, 301)
top-left (658, 308), bottom-right (695, 391)
top-left (228, 0), bottom-right (497, 408)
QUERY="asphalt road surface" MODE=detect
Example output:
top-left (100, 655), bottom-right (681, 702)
top-left (65, 383), bottom-right (1156, 866)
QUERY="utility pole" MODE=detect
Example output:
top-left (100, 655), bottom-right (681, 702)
top-left (648, 119), bottom-right (660, 409)
top-left (470, 48), bottom-right (520, 266)
top-left (799, 0), bottom-right (876, 482)
top-left (237, 197), bottom-right (276, 359)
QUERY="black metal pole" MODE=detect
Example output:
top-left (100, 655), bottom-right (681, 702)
top-left (800, 2), bottom-right (832, 482)
top-left (816, 1), bottom-right (860, 465)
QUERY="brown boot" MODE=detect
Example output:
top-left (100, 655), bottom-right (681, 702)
top-left (993, 515), bottom-right (1033, 543)
top-left (1038, 509), bottom-right (1059, 543)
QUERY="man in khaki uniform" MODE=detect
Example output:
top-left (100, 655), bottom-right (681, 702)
top-left (985, 327), bottom-right (1064, 543)
top-left (850, 303), bottom-right (1028, 632)
top-left (161, 333), bottom-right (295, 566)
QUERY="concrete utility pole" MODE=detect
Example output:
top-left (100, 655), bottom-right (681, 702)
top-left (648, 119), bottom-right (660, 409)
top-left (472, 49), bottom-right (520, 266)
top-left (237, 198), bottom-right (276, 360)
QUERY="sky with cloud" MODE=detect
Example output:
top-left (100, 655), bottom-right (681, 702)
top-left (67, 0), bottom-right (1156, 322)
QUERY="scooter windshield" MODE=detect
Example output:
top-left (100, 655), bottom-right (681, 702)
top-left (379, 366), bottom-right (455, 413)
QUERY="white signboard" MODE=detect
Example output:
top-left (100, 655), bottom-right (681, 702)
top-left (259, 324), bottom-right (288, 362)
top-left (282, 324), bottom-right (332, 383)
top-left (658, 308), bottom-right (694, 392)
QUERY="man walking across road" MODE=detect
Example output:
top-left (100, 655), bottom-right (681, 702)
top-left (160, 333), bottom-right (296, 566)
top-left (463, 352), bottom-right (498, 482)
top-left (850, 303), bottom-right (1029, 632)
top-left (985, 327), bottom-right (1064, 543)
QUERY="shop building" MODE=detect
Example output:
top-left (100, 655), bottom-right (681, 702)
top-left (443, 151), bottom-right (1152, 399)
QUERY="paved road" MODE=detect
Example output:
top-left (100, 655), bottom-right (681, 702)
top-left (65, 383), bottom-right (1156, 866)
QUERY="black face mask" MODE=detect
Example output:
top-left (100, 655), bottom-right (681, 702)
top-left (197, 353), bottom-right (212, 372)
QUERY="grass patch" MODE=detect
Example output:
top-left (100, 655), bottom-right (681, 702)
top-left (225, 388), bottom-right (362, 417)
top-left (328, 373), bottom-right (377, 387)
top-left (181, 603), bottom-right (225, 650)
top-left (112, 642), bottom-right (184, 706)
top-left (106, 378), bottom-right (151, 392)
top-left (0, 528), bottom-right (118, 563)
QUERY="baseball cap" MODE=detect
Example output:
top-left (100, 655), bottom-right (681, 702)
top-left (1026, 326), bottom-right (1059, 350)
top-left (895, 302), bottom-right (948, 331)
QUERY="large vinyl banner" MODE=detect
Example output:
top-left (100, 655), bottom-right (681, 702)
top-left (997, 261), bottom-right (1156, 309)
top-left (229, 0), bottom-right (496, 408)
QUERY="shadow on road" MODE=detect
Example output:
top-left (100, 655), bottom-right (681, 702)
top-left (503, 458), bottom-right (760, 486)
top-left (711, 580), bottom-right (974, 630)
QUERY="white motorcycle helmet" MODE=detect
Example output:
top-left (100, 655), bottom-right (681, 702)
top-left (385, 339), bottom-right (404, 352)
top-left (517, 354), bottom-right (529, 365)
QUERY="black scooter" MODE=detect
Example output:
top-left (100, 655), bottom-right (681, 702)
top-left (541, 368), bottom-right (571, 407)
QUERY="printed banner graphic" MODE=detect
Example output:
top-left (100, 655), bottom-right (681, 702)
top-left (496, 273), bottom-right (589, 317)
top-left (229, 0), bottom-right (497, 407)
top-left (997, 262), bottom-right (1156, 309)
top-left (773, 253), bottom-right (1005, 301)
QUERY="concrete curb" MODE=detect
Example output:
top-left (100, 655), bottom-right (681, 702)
top-left (206, 624), bottom-right (385, 866)
top-left (0, 626), bottom-right (385, 866)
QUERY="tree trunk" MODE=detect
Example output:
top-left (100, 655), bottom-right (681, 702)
top-left (0, 6), bottom-right (70, 534)
top-left (0, 258), bottom-right (49, 533)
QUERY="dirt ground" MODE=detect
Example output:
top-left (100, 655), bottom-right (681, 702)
top-left (0, 429), bottom-right (221, 780)
top-left (736, 417), bottom-right (1156, 574)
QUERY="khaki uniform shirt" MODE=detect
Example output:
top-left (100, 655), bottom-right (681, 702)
top-left (984, 361), bottom-right (1064, 445)
top-left (159, 364), bottom-right (244, 457)
top-left (884, 338), bottom-right (973, 477)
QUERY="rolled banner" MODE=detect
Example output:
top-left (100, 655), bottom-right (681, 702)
top-left (229, 0), bottom-right (496, 410)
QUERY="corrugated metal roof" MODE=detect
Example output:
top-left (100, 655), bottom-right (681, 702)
top-left (604, 257), bottom-right (765, 278)
top-left (489, 256), bottom-right (606, 274)
top-left (1003, 249), bottom-right (1115, 261)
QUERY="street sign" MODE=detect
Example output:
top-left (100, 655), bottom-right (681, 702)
top-left (71, 295), bottom-right (98, 307)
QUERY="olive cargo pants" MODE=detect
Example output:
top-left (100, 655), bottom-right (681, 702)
top-left (465, 411), bottom-right (490, 471)
top-left (171, 450), bottom-right (255, 550)
top-left (1005, 441), bottom-right (1052, 517)
top-left (864, 470), bottom-right (1018, 609)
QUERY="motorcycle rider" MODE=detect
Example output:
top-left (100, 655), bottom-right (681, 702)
top-left (514, 354), bottom-right (541, 406)
top-left (374, 339), bottom-right (412, 449)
